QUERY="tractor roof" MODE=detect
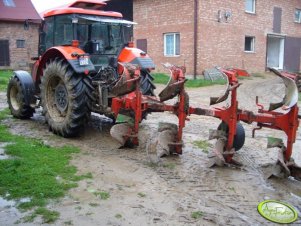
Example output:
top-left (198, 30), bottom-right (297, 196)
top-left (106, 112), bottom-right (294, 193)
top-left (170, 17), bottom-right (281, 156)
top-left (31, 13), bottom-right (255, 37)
top-left (43, 0), bottom-right (122, 19)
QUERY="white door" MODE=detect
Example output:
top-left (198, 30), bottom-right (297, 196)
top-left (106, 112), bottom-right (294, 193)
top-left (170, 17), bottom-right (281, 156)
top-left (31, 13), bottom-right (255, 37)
top-left (267, 36), bottom-right (284, 69)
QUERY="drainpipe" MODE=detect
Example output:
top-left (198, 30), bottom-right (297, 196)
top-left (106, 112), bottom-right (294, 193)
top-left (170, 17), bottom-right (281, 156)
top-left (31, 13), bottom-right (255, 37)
top-left (193, 0), bottom-right (199, 79)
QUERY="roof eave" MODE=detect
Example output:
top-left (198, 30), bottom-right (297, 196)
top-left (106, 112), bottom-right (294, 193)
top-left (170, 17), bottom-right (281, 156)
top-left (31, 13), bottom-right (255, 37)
top-left (0, 18), bottom-right (42, 24)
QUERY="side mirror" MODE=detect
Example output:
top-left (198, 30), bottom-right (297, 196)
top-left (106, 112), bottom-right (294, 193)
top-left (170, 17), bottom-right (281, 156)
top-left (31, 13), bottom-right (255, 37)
top-left (39, 28), bottom-right (46, 55)
top-left (39, 20), bottom-right (45, 32)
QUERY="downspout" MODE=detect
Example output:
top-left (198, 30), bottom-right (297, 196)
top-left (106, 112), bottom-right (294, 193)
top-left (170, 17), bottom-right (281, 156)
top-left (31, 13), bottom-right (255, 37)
top-left (193, 0), bottom-right (199, 79)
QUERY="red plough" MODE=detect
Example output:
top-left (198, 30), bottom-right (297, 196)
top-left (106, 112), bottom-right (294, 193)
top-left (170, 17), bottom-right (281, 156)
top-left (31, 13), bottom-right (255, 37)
top-left (110, 63), bottom-right (188, 154)
top-left (110, 63), bottom-right (301, 180)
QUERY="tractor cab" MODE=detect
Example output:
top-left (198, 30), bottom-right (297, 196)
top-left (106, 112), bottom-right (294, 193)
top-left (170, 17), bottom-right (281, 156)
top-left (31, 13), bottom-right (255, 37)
top-left (36, 0), bottom-right (155, 81)
top-left (39, 13), bottom-right (135, 71)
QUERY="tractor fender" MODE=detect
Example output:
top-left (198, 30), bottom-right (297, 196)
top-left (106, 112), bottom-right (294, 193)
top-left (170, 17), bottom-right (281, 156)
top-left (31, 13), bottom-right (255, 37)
top-left (13, 70), bottom-right (35, 105)
top-left (118, 47), bottom-right (155, 72)
top-left (37, 46), bottom-right (95, 80)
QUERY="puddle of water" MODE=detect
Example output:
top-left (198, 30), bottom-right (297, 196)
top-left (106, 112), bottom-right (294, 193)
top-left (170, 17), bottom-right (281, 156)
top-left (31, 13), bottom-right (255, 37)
top-left (0, 197), bottom-right (15, 208)
top-left (19, 197), bottom-right (31, 204)
top-left (0, 197), bottom-right (22, 225)
top-left (0, 143), bottom-right (10, 160)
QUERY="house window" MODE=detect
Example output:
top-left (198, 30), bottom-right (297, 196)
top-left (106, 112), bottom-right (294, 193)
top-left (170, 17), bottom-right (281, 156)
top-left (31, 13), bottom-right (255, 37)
top-left (3, 0), bottom-right (15, 7)
top-left (295, 9), bottom-right (301, 23)
top-left (164, 33), bottom-right (180, 56)
top-left (245, 36), bottom-right (255, 52)
top-left (16, 40), bottom-right (25, 48)
top-left (245, 0), bottom-right (255, 13)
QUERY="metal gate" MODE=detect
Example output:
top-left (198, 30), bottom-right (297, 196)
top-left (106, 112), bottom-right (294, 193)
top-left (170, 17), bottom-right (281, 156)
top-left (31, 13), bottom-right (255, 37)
top-left (0, 40), bottom-right (10, 66)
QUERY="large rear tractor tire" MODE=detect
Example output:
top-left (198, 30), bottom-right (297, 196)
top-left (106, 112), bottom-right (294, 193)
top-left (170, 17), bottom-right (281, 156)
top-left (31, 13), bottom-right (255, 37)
top-left (40, 59), bottom-right (90, 137)
top-left (140, 70), bottom-right (156, 96)
top-left (7, 76), bottom-right (35, 119)
top-left (218, 122), bottom-right (245, 151)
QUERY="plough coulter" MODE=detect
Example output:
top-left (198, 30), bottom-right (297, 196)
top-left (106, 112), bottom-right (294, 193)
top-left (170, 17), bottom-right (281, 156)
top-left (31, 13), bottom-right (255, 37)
top-left (109, 63), bottom-right (301, 181)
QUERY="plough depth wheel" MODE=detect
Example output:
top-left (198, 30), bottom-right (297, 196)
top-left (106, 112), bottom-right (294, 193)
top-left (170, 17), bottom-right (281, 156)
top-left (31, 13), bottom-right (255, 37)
top-left (217, 122), bottom-right (245, 151)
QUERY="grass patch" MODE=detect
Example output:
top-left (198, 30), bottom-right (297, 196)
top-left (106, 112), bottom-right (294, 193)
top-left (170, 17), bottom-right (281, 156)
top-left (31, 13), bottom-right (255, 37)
top-left (37, 207), bottom-right (59, 223)
top-left (78, 172), bottom-right (93, 180)
top-left (251, 72), bottom-right (265, 78)
top-left (137, 192), bottom-right (146, 198)
top-left (0, 139), bottom-right (82, 210)
top-left (64, 220), bottom-right (73, 225)
top-left (299, 93), bottom-right (301, 101)
top-left (145, 161), bottom-right (159, 168)
top-left (115, 213), bottom-right (122, 219)
top-left (193, 140), bottom-right (212, 154)
top-left (162, 162), bottom-right (176, 170)
top-left (151, 73), bottom-right (170, 84)
top-left (0, 109), bottom-right (91, 223)
top-left (267, 136), bottom-right (283, 148)
top-left (0, 70), bottom-right (12, 92)
top-left (23, 207), bottom-right (59, 223)
top-left (238, 76), bottom-right (253, 80)
top-left (229, 187), bottom-right (235, 192)
top-left (0, 108), bottom-right (10, 121)
top-left (191, 211), bottom-right (204, 219)
top-left (89, 202), bottom-right (99, 207)
top-left (152, 73), bottom-right (226, 88)
top-left (93, 191), bottom-right (110, 200)
top-left (186, 78), bottom-right (226, 88)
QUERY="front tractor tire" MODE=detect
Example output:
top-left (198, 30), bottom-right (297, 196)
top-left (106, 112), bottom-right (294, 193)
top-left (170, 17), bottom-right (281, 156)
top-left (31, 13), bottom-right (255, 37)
top-left (7, 76), bottom-right (35, 119)
top-left (41, 59), bottom-right (89, 137)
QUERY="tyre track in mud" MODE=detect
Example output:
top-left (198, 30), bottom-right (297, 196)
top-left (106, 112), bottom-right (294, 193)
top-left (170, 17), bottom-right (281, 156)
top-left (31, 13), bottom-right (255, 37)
top-left (0, 74), bottom-right (301, 225)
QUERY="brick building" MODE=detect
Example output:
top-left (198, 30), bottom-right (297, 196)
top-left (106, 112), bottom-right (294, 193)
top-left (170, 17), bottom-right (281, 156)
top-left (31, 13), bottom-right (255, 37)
top-left (133, 0), bottom-right (301, 75)
top-left (0, 0), bottom-right (41, 70)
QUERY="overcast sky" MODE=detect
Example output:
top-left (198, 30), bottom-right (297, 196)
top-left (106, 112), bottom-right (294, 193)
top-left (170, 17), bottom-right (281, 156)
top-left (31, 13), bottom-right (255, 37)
top-left (31, 0), bottom-right (74, 13)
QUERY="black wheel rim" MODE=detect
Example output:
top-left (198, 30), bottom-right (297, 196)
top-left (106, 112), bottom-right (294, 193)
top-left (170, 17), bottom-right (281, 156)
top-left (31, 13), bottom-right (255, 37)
top-left (45, 76), bottom-right (68, 123)
top-left (54, 83), bottom-right (68, 113)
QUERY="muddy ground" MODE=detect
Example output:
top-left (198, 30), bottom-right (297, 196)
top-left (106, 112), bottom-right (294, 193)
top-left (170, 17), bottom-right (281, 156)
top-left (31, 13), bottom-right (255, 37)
top-left (0, 74), bottom-right (301, 226)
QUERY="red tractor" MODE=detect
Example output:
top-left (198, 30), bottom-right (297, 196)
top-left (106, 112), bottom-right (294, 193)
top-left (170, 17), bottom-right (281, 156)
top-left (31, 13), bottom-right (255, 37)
top-left (7, 0), bottom-right (155, 137)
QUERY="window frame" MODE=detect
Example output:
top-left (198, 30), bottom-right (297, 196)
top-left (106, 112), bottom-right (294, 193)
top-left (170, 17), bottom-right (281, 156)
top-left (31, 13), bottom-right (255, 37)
top-left (164, 33), bottom-right (180, 57)
top-left (54, 15), bottom-right (74, 46)
top-left (16, 39), bottom-right (25, 48)
top-left (245, 0), bottom-right (256, 14)
top-left (295, 9), bottom-right (301, 23)
top-left (244, 36), bottom-right (255, 53)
